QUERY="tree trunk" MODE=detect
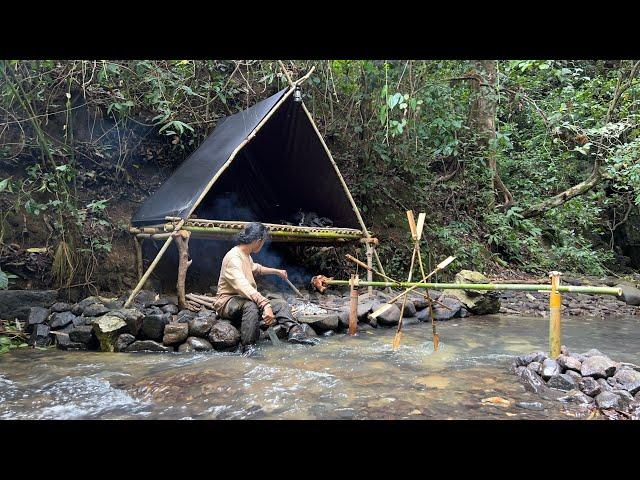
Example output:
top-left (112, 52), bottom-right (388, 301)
top-left (174, 230), bottom-right (192, 310)
top-left (470, 60), bottom-right (514, 209)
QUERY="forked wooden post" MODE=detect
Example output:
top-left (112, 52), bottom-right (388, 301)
top-left (348, 274), bottom-right (359, 336)
top-left (174, 229), bottom-right (192, 310)
top-left (124, 219), bottom-right (185, 308)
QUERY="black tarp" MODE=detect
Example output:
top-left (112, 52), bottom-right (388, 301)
top-left (131, 86), bottom-right (361, 229)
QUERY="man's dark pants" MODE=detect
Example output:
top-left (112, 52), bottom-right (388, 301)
top-left (220, 297), bottom-right (296, 346)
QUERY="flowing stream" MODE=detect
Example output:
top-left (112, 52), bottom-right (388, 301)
top-left (1, 314), bottom-right (639, 419)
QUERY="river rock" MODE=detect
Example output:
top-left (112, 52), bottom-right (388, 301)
top-left (50, 302), bottom-right (72, 313)
top-left (583, 348), bottom-right (605, 358)
top-left (558, 389), bottom-right (593, 405)
top-left (49, 311), bottom-right (77, 330)
top-left (337, 308), bottom-right (350, 329)
top-left (185, 336), bottom-right (213, 351)
top-left (130, 289), bottom-right (158, 307)
top-left (28, 323), bottom-right (52, 347)
top-left (527, 361), bottom-right (542, 375)
top-left (565, 370), bottom-right (582, 382)
top-left (71, 296), bottom-right (103, 315)
top-left (124, 340), bottom-right (173, 352)
top-left (557, 354), bottom-right (582, 372)
top-left (141, 313), bottom-right (170, 341)
top-left (110, 308), bottom-right (145, 336)
top-left (409, 295), bottom-right (428, 310)
top-left (441, 270), bottom-right (501, 315)
top-left (208, 321), bottom-right (240, 351)
top-left (416, 308), bottom-right (431, 322)
top-left (115, 333), bottom-right (136, 352)
top-left (69, 325), bottom-right (95, 344)
top-left (297, 314), bottom-right (339, 331)
top-left (569, 352), bottom-right (587, 363)
top-left (581, 355), bottom-right (617, 379)
top-left (82, 303), bottom-right (110, 317)
top-left (178, 342), bottom-right (195, 353)
top-left (373, 302), bottom-right (401, 326)
top-left (616, 284), bottom-right (640, 306)
top-left (516, 351), bottom-right (541, 367)
top-left (188, 315), bottom-right (215, 337)
top-left (613, 368), bottom-right (640, 395)
top-left (432, 296), bottom-right (462, 320)
top-left (300, 323), bottom-right (317, 337)
top-left (516, 366), bottom-right (548, 394)
top-left (357, 300), bottom-right (375, 320)
top-left (176, 309), bottom-right (196, 323)
top-left (162, 323), bottom-right (189, 346)
top-left (547, 373), bottom-right (577, 391)
top-left (54, 332), bottom-right (87, 350)
top-left (579, 376), bottom-right (601, 397)
top-left (0, 290), bottom-right (57, 320)
top-left (27, 307), bottom-right (50, 330)
top-left (613, 389), bottom-right (635, 409)
top-left (92, 315), bottom-right (127, 352)
top-left (541, 358), bottom-right (561, 379)
top-left (597, 378), bottom-right (614, 393)
top-left (162, 303), bottom-right (179, 315)
top-left (397, 300), bottom-right (417, 317)
top-left (595, 391), bottom-right (624, 409)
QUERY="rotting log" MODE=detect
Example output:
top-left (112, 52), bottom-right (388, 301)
top-left (174, 229), bottom-right (192, 310)
top-left (320, 280), bottom-right (622, 296)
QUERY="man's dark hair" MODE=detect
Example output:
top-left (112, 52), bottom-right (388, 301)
top-left (237, 222), bottom-right (269, 244)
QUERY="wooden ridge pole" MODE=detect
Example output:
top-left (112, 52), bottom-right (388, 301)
top-left (124, 219), bottom-right (184, 308)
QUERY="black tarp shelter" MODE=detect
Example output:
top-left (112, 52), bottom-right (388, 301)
top-left (126, 69), bottom-right (384, 306)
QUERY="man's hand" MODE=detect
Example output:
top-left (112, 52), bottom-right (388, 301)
top-left (262, 305), bottom-right (276, 325)
top-left (277, 269), bottom-right (288, 280)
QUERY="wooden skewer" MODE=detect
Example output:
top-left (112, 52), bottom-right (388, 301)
top-left (283, 277), bottom-right (304, 298)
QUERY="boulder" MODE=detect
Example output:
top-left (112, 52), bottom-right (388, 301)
top-left (110, 308), bottom-right (145, 336)
top-left (162, 303), bottom-right (179, 315)
top-left (130, 289), bottom-right (158, 307)
top-left (176, 309), bottom-right (196, 324)
top-left (184, 336), bottom-right (213, 352)
top-left (162, 323), bottom-right (189, 346)
top-left (409, 295), bottom-right (429, 310)
top-left (141, 313), bottom-right (171, 341)
top-left (0, 290), bottom-right (57, 320)
top-left (557, 354), bottom-right (582, 372)
top-left (82, 303), bottom-right (110, 317)
top-left (27, 307), bottom-right (50, 330)
top-left (115, 334), bottom-right (136, 352)
top-left (145, 295), bottom-right (174, 308)
top-left (558, 389), bottom-right (593, 405)
top-left (124, 340), bottom-right (174, 352)
top-left (297, 314), bottom-right (339, 331)
top-left (441, 270), bottom-right (501, 315)
top-left (300, 323), bottom-right (317, 337)
top-left (188, 314), bottom-right (216, 337)
top-left (50, 302), bottom-right (72, 313)
top-left (92, 315), bottom-right (128, 352)
top-left (373, 302), bottom-right (401, 326)
top-left (397, 300), bottom-right (416, 317)
top-left (178, 342), bottom-right (195, 353)
top-left (515, 366), bottom-right (548, 395)
top-left (580, 355), bottom-right (617, 379)
top-left (28, 324), bottom-right (52, 347)
top-left (432, 296), bottom-right (462, 320)
top-left (541, 358), bottom-right (561, 380)
top-left (49, 311), bottom-right (77, 330)
top-left (71, 296), bottom-right (103, 315)
top-left (597, 378), bottom-right (614, 393)
top-left (337, 308), bottom-right (350, 329)
top-left (54, 332), bottom-right (86, 350)
top-left (516, 352), bottom-right (541, 367)
top-left (68, 325), bottom-right (95, 344)
top-left (357, 300), bottom-right (375, 321)
top-left (547, 373), bottom-right (577, 391)
top-left (583, 348), bottom-right (605, 358)
top-left (527, 361), bottom-right (543, 375)
top-left (613, 389), bottom-right (635, 409)
top-left (613, 368), bottom-right (640, 395)
top-left (416, 308), bottom-right (431, 322)
top-left (616, 284), bottom-right (640, 306)
top-left (595, 391), bottom-right (624, 409)
top-left (579, 376), bottom-right (601, 397)
top-left (565, 369), bottom-right (582, 382)
top-left (208, 321), bottom-right (240, 351)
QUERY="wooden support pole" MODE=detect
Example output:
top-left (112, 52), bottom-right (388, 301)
top-left (549, 271), bottom-right (562, 359)
top-left (124, 219), bottom-right (184, 308)
top-left (134, 237), bottom-right (143, 281)
top-left (365, 243), bottom-right (373, 296)
top-left (174, 229), bottom-right (192, 310)
top-left (348, 274), bottom-right (359, 336)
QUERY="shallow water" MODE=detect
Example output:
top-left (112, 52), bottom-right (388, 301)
top-left (1, 315), bottom-right (639, 419)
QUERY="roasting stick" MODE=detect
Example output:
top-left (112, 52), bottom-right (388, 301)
top-left (283, 277), bottom-right (305, 298)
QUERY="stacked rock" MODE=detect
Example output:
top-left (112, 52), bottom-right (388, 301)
top-left (513, 346), bottom-right (640, 418)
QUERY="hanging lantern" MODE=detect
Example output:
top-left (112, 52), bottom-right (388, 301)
top-left (293, 86), bottom-right (302, 103)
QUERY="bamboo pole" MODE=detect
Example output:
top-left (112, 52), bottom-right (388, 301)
top-left (365, 243), bottom-right (373, 296)
top-left (323, 279), bottom-right (622, 296)
top-left (135, 233), bottom-right (172, 240)
top-left (180, 225), bottom-right (362, 239)
top-left (348, 274), bottom-right (359, 336)
top-left (549, 271), bottom-right (562, 358)
top-left (124, 219), bottom-right (185, 308)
